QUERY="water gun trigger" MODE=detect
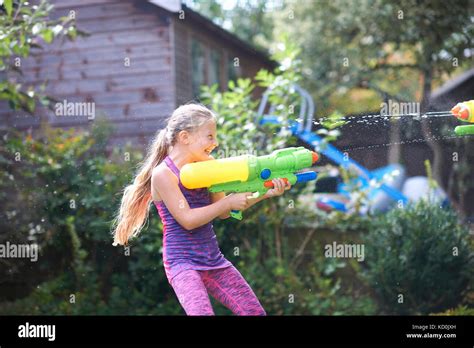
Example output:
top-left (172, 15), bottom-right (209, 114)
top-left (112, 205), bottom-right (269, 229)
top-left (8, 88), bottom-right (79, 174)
top-left (248, 192), bottom-right (261, 199)
top-left (230, 210), bottom-right (243, 220)
top-left (229, 192), bottom-right (260, 220)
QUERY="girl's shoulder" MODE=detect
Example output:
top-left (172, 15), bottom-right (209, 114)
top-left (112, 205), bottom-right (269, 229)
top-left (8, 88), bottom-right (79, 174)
top-left (151, 162), bottom-right (179, 201)
top-left (152, 161), bottom-right (178, 184)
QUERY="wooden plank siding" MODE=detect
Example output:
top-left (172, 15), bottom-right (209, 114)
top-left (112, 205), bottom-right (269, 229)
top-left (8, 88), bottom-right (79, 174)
top-left (1, 0), bottom-right (176, 149)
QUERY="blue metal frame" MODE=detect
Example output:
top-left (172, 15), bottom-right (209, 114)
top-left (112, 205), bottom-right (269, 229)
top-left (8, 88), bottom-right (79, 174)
top-left (257, 85), bottom-right (408, 206)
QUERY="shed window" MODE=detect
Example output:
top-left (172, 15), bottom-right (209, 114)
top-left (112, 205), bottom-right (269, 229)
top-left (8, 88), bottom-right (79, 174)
top-left (191, 39), bottom-right (206, 97)
top-left (209, 49), bottom-right (222, 89)
top-left (227, 55), bottom-right (241, 83)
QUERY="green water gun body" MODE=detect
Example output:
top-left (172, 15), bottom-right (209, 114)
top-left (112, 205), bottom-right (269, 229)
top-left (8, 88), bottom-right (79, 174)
top-left (180, 147), bottom-right (319, 220)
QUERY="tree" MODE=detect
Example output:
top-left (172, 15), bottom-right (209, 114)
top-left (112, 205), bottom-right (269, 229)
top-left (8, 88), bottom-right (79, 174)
top-left (184, 0), bottom-right (275, 50)
top-left (0, 0), bottom-right (78, 113)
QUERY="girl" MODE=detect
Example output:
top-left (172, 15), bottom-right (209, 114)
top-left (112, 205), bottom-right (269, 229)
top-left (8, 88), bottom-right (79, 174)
top-left (112, 103), bottom-right (290, 315)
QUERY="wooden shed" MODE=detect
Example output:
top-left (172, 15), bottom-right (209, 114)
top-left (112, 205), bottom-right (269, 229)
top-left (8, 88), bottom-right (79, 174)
top-left (0, 0), bottom-right (275, 149)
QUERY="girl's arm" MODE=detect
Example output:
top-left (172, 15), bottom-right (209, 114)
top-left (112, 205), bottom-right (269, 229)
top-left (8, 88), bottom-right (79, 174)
top-left (211, 192), bottom-right (231, 219)
top-left (152, 166), bottom-right (248, 231)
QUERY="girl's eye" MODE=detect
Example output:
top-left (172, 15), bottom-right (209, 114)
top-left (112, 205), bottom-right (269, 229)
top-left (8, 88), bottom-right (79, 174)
top-left (208, 135), bottom-right (213, 140)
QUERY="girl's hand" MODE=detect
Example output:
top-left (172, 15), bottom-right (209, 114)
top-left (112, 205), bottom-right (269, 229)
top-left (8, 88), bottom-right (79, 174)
top-left (225, 192), bottom-right (252, 211)
top-left (264, 178), bottom-right (291, 198)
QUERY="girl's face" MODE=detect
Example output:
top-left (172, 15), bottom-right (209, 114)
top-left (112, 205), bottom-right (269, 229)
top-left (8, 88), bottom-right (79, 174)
top-left (186, 119), bottom-right (218, 161)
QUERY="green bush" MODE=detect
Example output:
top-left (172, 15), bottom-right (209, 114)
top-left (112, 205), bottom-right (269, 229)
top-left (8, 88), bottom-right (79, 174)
top-left (431, 305), bottom-right (474, 316)
top-left (362, 200), bottom-right (473, 315)
top-left (213, 210), bottom-right (378, 315)
top-left (1, 0), bottom-right (79, 113)
top-left (0, 121), bottom-right (175, 314)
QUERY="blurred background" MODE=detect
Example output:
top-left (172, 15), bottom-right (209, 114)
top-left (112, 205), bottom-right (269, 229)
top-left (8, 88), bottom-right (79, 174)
top-left (0, 0), bottom-right (473, 315)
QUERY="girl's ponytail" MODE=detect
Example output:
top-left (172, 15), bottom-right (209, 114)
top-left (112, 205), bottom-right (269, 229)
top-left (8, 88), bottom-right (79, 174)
top-left (112, 128), bottom-right (168, 246)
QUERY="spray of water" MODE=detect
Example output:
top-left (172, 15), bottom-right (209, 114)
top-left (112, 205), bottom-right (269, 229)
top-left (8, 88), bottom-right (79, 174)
top-left (341, 133), bottom-right (473, 153)
top-left (304, 109), bottom-right (468, 152)
top-left (311, 110), bottom-right (453, 126)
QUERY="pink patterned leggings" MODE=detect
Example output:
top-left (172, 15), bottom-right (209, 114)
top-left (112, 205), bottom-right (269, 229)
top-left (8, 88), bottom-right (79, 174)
top-left (170, 265), bottom-right (266, 316)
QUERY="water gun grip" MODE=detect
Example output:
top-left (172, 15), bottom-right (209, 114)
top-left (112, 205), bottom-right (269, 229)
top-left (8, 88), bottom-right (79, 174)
top-left (230, 210), bottom-right (243, 220)
top-left (228, 192), bottom-right (260, 220)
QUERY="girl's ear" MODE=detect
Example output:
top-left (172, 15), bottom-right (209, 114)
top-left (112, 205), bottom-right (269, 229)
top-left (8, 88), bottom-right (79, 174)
top-left (177, 130), bottom-right (191, 145)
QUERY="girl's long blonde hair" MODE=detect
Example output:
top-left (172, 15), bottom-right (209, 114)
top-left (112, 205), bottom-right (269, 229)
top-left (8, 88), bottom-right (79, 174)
top-left (112, 103), bottom-right (216, 246)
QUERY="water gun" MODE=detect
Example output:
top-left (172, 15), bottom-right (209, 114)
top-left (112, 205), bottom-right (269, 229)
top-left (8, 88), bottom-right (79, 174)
top-left (451, 100), bottom-right (474, 136)
top-left (180, 147), bottom-right (319, 220)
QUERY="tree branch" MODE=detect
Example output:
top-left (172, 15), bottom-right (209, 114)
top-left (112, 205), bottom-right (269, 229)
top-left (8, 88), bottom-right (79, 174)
top-left (371, 63), bottom-right (419, 71)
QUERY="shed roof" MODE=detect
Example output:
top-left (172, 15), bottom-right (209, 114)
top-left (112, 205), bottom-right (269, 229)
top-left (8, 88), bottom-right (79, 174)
top-left (149, 1), bottom-right (277, 68)
top-left (431, 68), bottom-right (474, 100)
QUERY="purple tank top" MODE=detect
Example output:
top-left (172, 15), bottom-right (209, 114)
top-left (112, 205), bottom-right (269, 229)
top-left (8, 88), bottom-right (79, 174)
top-left (153, 156), bottom-right (232, 282)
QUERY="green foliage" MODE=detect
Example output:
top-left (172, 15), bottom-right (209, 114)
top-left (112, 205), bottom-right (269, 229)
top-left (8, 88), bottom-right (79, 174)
top-left (0, 216), bottom-right (107, 315)
top-left (362, 200), bottom-right (473, 315)
top-left (185, 0), bottom-right (275, 50)
top-left (0, 121), bottom-right (167, 314)
top-left (431, 305), bottom-right (474, 316)
top-left (0, 0), bottom-right (79, 112)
